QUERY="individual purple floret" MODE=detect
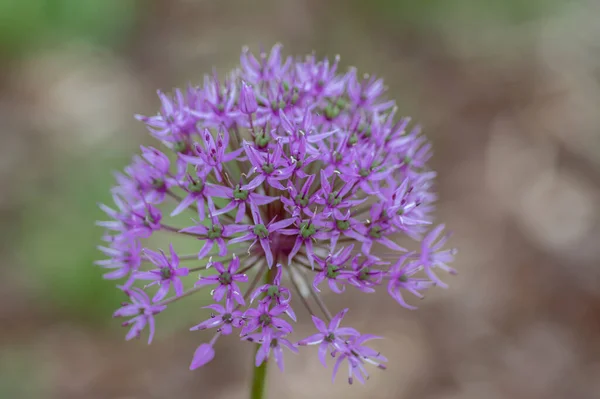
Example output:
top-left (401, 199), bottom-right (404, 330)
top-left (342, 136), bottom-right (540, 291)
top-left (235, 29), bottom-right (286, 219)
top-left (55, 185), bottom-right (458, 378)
top-left (113, 287), bottom-right (166, 344)
top-left (241, 300), bottom-right (294, 337)
top-left (297, 309), bottom-right (359, 366)
top-left (195, 255), bottom-right (248, 306)
top-left (96, 44), bottom-right (458, 386)
top-left (135, 244), bottom-right (189, 302)
top-left (332, 334), bottom-right (388, 385)
top-left (387, 253), bottom-right (435, 310)
top-left (246, 330), bottom-right (298, 371)
top-left (190, 301), bottom-right (243, 335)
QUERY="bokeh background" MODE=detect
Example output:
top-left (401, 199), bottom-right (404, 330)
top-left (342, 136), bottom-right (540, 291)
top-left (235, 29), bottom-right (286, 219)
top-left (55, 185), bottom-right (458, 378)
top-left (2, 0), bottom-right (600, 398)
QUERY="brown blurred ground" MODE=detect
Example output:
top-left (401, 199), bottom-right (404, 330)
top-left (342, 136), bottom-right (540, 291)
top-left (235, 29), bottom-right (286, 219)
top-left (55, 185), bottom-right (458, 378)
top-left (1, 0), bottom-right (599, 398)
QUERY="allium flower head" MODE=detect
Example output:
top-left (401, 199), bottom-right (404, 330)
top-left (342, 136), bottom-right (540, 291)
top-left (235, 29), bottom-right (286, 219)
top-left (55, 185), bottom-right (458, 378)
top-left (97, 44), bottom-right (457, 384)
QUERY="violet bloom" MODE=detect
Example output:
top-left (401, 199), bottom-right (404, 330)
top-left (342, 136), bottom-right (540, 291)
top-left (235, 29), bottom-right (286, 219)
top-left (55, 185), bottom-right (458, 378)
top-left (297, 309), bottom-right (360, 366)
top-left (96, 236), bottom-right (141, 288)
top-left (312, 170), bottom-right (365, 217)
top-left (97, 44), bottom-right (457, 384)
top-left (417, 224), bottom-right (457, 288)
top-left (240, 81), bottom-right (258, 115)
top-left (190, 343), bottom-right (216, 370)
top-left (250, 265), bottom-right (296, 321)
top-left (387, 253), bottom-right (434, 310)
top-left (113, 288), bottom-right (166, 344)
top-left (332, 334), bottom-right (388, 385)
top-left (227, 207), bottom-right (295, 268)
top-left (180, 127), bottom-right (244, 182)
top-left (312, 245), bottom-right (354, 294)
top-left (97, 195), bottom-right (162, 239)
top-left (314, 209), bottom-right (365, 249)
top-left (280, 215), bottom-right (328, 268)
top-left (135, 89), bottom-right (197, 141)
top-left (280, 174), bottom-right (316, 218)
top-left (214, 182), bottom-right (277, 224)
top-left (246, 330), bottom-right (298, 371)
top-left (190, 301), bottom-right (243, 335)
top-left (195, 255), bottom-right (248, 306)
top-left (170, 171), bottom-right (230, 220)
top-left (241, 301), bottom-right (294, 337)
top-left (179, 215), bottom-right (240, 258)
top-left (243, 141), bottom-right (294, 190)
top-left (135, 244), bottom-right (189, 302)
top-left (345, 254), bottom-right (386, 293)
top-left (115, 146), bottom-right (174, 203)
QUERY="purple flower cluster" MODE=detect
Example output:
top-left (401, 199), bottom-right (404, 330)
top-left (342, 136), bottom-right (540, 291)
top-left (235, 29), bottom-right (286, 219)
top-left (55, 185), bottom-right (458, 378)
top-left (97, 44), bottom-right (457, 384)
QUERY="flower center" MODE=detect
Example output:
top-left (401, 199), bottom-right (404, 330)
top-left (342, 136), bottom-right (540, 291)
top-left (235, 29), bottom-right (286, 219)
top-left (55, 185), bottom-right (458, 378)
top-left (299, 222), bottom-right (316, 239)
top-left (188, 179), bottom-right (204, 193)
top-left (398, 274), bottom-right (408, 283)
top-left (255, 131), bottom-right (270, 149)
top-left (160, 267), bottom-right (172, 279)
top-left (348, 133), bottom-right (359, 146)
top-left (207, 224), bottom-right (223, 239)
top-left (233, 185), bottom-right (248, 200)
top-left (369, 225), bottom-right (382, 238)
top-left (327, 191), bottom-right (342, 206)
top-left (259, 314), bottom-right (271, 326)
top-left (326, 264), bottom-right (340, 279)
top-left (336, 219), bottom-right (350, 231)
top-left (151, 178), bottom-right (164, 189)
top-left (173, 140), bottom-right (188, 153)
top-left (267, 285), bottom-right (280, 298)
top-left (358, 267), bottom-right (371, 281)
top-left (262, 163), bottom-right (274, 174)
top-left (325, 333), bottom-right (335, 342)
top-left (218, 271), bottom-right (232, 285)
top-left (253, 224), bottom-right (269, 239)
top-left (295, 194), bottom-right (309, 207)
top-left (222, 312), bottom-right (233, 323)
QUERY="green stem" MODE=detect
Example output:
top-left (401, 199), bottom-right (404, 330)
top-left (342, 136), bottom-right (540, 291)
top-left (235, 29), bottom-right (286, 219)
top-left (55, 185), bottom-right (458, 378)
top-left (250, 349), bottom-right (268, 399)
top-left (249, 264), bottom-right (277, 399)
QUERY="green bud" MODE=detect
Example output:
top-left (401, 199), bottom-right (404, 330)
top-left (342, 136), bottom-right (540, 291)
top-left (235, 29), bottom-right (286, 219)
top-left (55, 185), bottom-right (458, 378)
top-left (299, 222), bottom-right (316, 239)
top-left (234, 185), bottom-right (248, 201)
top-left (253, 224), bottom-right (269, 239)
top-left (326, 263), bottom-right (340, 279)
top-left (255, 132), bottom-right (270, 149)
top-left (151, 178), bottom-right (164, 189)
top-left (295, 194), bottom-right (309, 207)
top-left (369, 225), bottom-right (382, 239)
top-left (207, 224), bottom-right (223, 239)
top-left (328, 191), bottom-right (342, 206)
top-left (267, 285), bottom-right (280, 298)
top-left (358, 267), bottom-right (371, 281)
top-left (262, 163), bottom-right (274, 174)
top-left (336, 219), bottom-right (350, 231)
top-left (160, 267), bottom-right (172, 279)
top-left (173, 140), bottom-right (188, 153)
top-left (259, 314), bottom-right (272, 325)
top-left (188, 179), bottom-right (204, 193)
top-left (218, 271), bottom-right (232, 285)
top-left (398, 274), bottom-right (409, 283)
top-left (324, 104), bottom-right (340, 120)
top-left (348, 133), bottom-right (358, 146)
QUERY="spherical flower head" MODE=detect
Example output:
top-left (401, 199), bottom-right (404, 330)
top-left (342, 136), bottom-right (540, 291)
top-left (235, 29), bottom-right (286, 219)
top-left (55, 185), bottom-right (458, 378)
top-left (96, 43), bottom-right (458, 385)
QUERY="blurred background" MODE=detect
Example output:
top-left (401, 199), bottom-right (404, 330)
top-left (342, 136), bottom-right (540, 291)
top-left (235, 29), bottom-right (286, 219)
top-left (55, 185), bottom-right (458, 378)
top-left (1, 0), bottom-right (600, 398)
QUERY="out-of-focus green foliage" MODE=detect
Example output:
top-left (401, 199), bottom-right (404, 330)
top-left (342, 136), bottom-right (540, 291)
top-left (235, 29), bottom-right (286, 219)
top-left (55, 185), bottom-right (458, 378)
top-left (18, 154), bottom-right (132, 322)
top-left (0, 0), bottom-right (139, 55)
